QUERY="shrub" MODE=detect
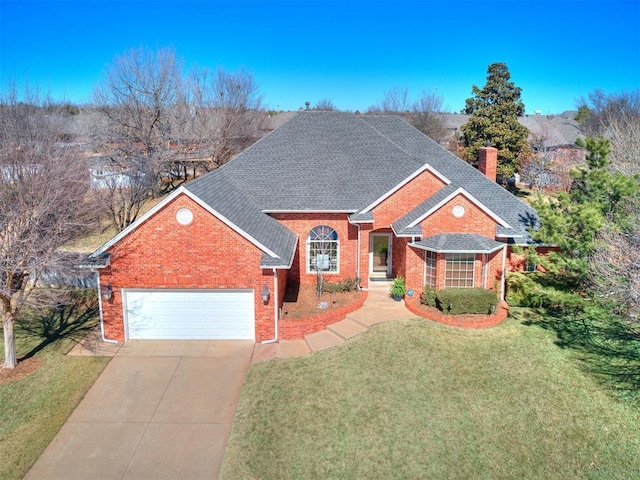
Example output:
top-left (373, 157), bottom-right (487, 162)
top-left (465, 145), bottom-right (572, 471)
top-left (436, 288), bottom-right (498, 315)
top-left (506, 272), bottom-right (583, 308)
top-left (324, 277), bottom-right (360, 293)
top-left (420, 286), bottom-right (437, 307)
top-left (389, 276), bottom-right (406, 299)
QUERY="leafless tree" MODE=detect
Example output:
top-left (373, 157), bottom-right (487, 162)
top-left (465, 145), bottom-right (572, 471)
top-left (578, 89), bottom-right (640, 176)
top-left (314, 98), bottom-right (336, 111)
top-left (0, 85), bottom-right (99, 369)
top-left (91, 46), bottom-right (185, 230)
top-left (368, 87), bottom-right (446, 141)
top-left (409, 89), bottom-right (446, 141)
top-left (367, 85), bottom-right (411, 114)
top-left (184, 66), bottom-right (266, 172)
top-left (589, 200), bottom-right (640, 323)
top-left (520, 124), bottom-right (566, 191)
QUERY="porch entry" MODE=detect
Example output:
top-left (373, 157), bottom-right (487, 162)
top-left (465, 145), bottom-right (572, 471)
top-left (370, 233), bottom-right (392, 276)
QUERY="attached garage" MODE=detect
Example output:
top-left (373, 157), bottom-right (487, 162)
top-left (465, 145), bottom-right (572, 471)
top-left (123, 289), bottom-right (255, 340)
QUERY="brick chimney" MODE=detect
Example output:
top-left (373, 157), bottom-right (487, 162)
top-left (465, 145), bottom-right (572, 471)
top-left (478, 147), bottom-right (498, 182)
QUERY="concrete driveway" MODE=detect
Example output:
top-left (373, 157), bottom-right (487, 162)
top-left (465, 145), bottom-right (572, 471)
top-left (25, 340), bottom-right (254, 480)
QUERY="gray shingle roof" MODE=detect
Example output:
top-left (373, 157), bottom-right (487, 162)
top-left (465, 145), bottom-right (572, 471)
top-left (183, 111), bottom-right (539, 261)
top-left (361, 115), bottom-right (538, 240)
top-left (519, 115), bottom-right (584, 147)
top-left (412, 233), bottom-right (505, 253)
top-left (202, 111), bottom-right (424, 211)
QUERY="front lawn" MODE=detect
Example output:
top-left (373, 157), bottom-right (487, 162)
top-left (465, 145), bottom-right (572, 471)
top-left (0, 293), bottom-right (110, 480)
top-left (222, 316), bottom-right (640, 479)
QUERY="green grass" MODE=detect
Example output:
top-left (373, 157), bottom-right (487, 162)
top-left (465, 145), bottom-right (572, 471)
top-left (0, 295), bottom-right (110, 480)
top-left (222, 317), bottom-right (640, 479)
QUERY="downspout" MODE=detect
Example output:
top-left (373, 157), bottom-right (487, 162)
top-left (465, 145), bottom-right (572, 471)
top-left (500, 245), bottom-right (507, 302)
top-left (355, 223), bottom-right (361, 285)
top-left (96, 271), bottom-right (118, 344)
top-left (261, 268), bottom-right (279, 344)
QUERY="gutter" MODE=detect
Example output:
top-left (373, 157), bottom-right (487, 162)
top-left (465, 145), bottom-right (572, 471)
top-left (261, 268), bottom-right (279, 344)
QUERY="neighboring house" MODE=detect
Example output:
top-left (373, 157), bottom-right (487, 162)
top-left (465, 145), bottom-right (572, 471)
top-left (436, 112), bottom-right (585, 189)
top-left (83, 111), bottom-right (540, 343)
top-left (518, 113), bottom-right (585, 190)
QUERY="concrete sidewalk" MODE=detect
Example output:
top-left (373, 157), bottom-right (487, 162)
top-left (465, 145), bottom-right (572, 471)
top-left (252, 281), bottom-right (415, 362)
top-left (26, 341), bottom-right (254, 480)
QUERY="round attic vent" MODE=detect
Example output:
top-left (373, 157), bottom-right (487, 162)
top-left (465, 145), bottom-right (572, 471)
top-left (452, 205), bottom-right (465, 218)
top-left (176, 208), bottom-right (194, 225)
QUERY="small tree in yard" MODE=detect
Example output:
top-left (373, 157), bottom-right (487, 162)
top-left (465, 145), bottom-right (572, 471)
top-left (462, 62), bottom-right (530, 180)
top-left (0, 86), bottom-right (98, 369)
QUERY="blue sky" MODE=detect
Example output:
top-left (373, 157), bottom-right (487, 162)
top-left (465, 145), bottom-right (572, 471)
top-left (1, 0), bottom-right (639, 113)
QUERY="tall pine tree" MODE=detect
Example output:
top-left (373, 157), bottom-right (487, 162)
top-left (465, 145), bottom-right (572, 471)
top-left (462, 63), bottom-right (530, 180)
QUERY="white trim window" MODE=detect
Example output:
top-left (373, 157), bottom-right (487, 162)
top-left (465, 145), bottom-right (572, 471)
top-left (307, 225), bottom-right (339, 273)
top-left (445, 253), bottom-right (475, 288)
top-left (425, 250), bottom-right (437, 286)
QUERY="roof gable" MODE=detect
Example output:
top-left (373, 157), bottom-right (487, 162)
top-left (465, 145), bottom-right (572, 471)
top-left (90, 186), bottom-right (297, 268)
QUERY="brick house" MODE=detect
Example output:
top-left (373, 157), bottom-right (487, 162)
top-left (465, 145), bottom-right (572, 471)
top-left (85, 111), bottom-right (539, 343)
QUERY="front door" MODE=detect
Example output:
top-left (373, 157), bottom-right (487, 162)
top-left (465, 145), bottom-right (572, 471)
top-left (370, 233), bottom-right (392, 276)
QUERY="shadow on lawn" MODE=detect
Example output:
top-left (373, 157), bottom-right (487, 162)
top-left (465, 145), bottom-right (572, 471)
top-left (517, 305), bottom-right (640, 403)
top-left (17, 291), bottom-right (99, 360)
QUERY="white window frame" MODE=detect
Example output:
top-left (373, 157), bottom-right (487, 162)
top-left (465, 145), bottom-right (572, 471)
top-left (424, 250), bottom-right (437, 287)
top-left (306, 225), bottom-right (339, 274)
top-left (445, 253), bottom-right (475, 289)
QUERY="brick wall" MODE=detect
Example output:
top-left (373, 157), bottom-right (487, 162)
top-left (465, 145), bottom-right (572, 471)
top-left (507, 245), bottom-right (558, 272)
top-left (372, 169), bottom-right (446, 230)
top-left (420, 194), bottom-right (497, 238)
top-left (401, 191), bottom-right (508, 299)
top-left (270, 213), bottom-right (359, 285)
top-left (358, 224), bottom-right (373, 288)
top-left (478, 146), bottom-right (498, 182)
top-left (279, 291), bottom-right (367, 339)
top-left (99, 193), bottom-right (276, 342)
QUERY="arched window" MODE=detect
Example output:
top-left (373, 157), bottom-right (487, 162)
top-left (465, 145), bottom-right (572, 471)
top-left (307, 226), bottom-right (339, 273)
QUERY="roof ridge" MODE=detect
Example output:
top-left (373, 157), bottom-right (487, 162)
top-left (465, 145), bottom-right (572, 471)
top-left (357, 115), bottom-right (426, 169)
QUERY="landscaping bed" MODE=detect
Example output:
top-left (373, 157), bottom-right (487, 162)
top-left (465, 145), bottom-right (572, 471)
top-left (280, 283), bottom-right (366, 339)
top-left (405, 294), bottom-right (509, 329)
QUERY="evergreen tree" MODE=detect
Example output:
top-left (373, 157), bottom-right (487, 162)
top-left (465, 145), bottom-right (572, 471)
top-left (462, 63), bottom-right (530, 179)
top-left (531, 137), bottom-right (639, 281)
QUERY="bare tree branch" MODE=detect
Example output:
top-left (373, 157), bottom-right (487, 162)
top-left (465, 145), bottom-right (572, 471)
top-left (0, 85), bottom-right (100, 368)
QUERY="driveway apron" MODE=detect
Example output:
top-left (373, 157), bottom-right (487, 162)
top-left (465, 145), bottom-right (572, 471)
top-left (24, 340), bottom-right (254, 480)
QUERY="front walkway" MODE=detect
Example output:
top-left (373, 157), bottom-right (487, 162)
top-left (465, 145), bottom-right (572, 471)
top-left (251, 280), bottom-right (415, 362)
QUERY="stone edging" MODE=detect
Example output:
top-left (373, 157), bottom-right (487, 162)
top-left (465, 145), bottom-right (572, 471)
top-left (405, 296), bottom-right (509, 329)
top-left (279, 291), bottom-right (369, 339)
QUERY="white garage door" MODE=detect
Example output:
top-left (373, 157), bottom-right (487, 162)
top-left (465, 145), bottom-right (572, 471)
top-left (124, 289), bottom-right (255, 340)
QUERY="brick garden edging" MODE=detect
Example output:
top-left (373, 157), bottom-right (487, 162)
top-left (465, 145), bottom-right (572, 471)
top-left (405, 295), bottom-right (509, 329)
top-left (279, 291), bottom-right (368, 340)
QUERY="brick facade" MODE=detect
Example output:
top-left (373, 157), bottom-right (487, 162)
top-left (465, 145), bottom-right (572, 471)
top-left (98, 187), bottom-right (527, 343)
top-left (270, 213), bottom-right (360, 285)
top-left (372, 169), bottom-right (446, 230)
top-left (99, 193), bottom-right (277, 342)
top-left (420, 194), bottom-right (498, 238)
